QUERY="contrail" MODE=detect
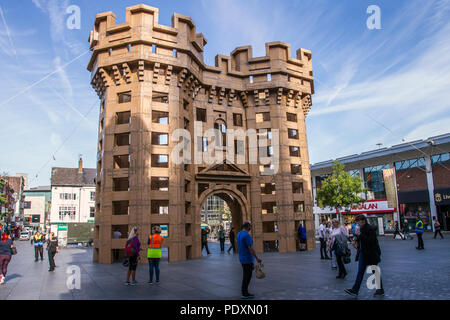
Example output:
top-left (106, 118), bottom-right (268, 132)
top-left (0, 6), bottom-right (17, 59)
top-left (0, 49), bottom-right (90, 108)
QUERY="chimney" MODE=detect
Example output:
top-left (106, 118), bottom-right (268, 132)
top-left (78, 156), bottom-right (83, 173)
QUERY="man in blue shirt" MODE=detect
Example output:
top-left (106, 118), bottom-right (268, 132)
top-left (236, 221), bottom-right (261, 299)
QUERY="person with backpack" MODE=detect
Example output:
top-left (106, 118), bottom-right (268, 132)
top-left (297, 222), bottom-right (307, 251)
top-left (345, 214), bottom-right (384, 297)
top-left (328, 218), bottom-right (349, 279)
top-left (0, 232), bottom-right (13, 285)
top-left (433, 217), bottom-right (444, 239)
top-left (147, 226), bottom-right (164, 284)
top-left (124, 226), bottom-right (141, 286)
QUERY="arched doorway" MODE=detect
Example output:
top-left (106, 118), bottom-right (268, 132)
top-left (196, 186), bottom-right (248, 256)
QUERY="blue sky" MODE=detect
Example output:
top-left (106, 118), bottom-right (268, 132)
top-left (0, 0), bottom-right (449, 187)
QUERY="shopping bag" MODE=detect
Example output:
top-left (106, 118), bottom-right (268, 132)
top-left (255, 262), bottom-right (265, 279)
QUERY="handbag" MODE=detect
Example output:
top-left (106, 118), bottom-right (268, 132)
top-left (11, 246), bottom-right (17, 255)
top-left (255, 262), bottom-right (266, 279)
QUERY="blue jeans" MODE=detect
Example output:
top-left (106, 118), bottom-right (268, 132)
top-left (148, 258), bottom-right (160, 282)
top-left (351, 255), bottom-right (383, 293)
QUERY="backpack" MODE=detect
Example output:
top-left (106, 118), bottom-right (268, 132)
top-left (125, 238), bottom-right (136, 257)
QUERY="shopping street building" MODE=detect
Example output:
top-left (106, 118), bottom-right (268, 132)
top-left (310, 133), bottom-right (450, 234)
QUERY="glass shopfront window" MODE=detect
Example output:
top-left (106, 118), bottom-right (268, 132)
top-left (364, 164), bottom-right (389, 200)
top-left (400, 202), bottom-right (432, 230)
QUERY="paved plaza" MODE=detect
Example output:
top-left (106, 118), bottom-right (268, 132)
top-left (0, 233), bottom-right (449, 300)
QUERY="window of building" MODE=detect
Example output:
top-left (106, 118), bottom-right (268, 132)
top-left (196, 108), bottom-right (207, 122)
top-left (113, 201), bottom-right (129, 215)
top-left (291, 164), bottom-right (302, 175)
top-left (116, 111), bottom-right (131, 125)
top-left (184, 118), bottom-right (189, 130)
top-left (152, 111), bottom-right (169, 124)
top-left (267, 74), bottom-right (271, 81)
top-left (90, 207), bottom-right (95, 218)
top-left (151, 132), bottom-right (169, 146)
top-left (294, 201), bottom-right (304, 212)
top-left (395, 158), bottom-right (426, 170)
top-left (151, 177), bottom-right (169, 191)
top-left (60, 193), bottom-right (77, 200)
top-left (286, 113), bottom-right (297, 122)
top-left (58, 206), bottom-right (76, 220)
top-left (113, 155), bottom-right (130, 169)
top-left (363, 164), bottom-right (389, 200)
top-left (173, 49), bottom-right (177, 58)
top-left (233, 113), bottom-right (243, 127)
top-left (151, 200), bottom-right (169, 214)
top-left (261, 202), bottom-right (277, 214)
top-left (292, 182), bottom-right (303, 193)
top-left (90, 192), bottom-right (95, 201)
top-left (152, 44), bottom-right (156, 53)
top-left (151, 154), bottom-right (169, 168)
top-left (184, 180), bottom-right (190, 193)
top-left (256, 112), bottom-right (270, 123)
top-left (24, 201), bottom-right (31, 209)
top-left (113, 178), bottom-right (129, 192)
top-left (261, 183), bottom-right (276, 195)
top-left (118, 91), bottom-right (131, 104)
top-left (214, 121), bottom-right (227, 147)
top-left (115, 133), bottom-right (130, 146)
top-left (289, 146), bottom-right (300, 157)
top-left (152, 91), bottom-right (169, 103)
top-left (432, 152), bottom-right (450, 165)
top-left (249, 75), bottom-right (253, 83)
top-left (288, 128), bottom-right (299, 139)
top-left (183, 99), bottom-right (189, 111)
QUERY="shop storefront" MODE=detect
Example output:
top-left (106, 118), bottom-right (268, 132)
top-left (398, 189), bottom-right (432, 231)
top-left (342, 199), bottom-right (397, 235)
top-left (435, 188), bottom-right (450, 231)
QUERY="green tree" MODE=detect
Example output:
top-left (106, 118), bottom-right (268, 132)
top-left (316, 161), bottom-right (366, 224)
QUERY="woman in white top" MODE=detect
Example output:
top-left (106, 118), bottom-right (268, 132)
top-left (328, 218), bottom-right (349, 279)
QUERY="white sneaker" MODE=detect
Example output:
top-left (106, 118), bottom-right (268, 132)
top-left (0, 276), bottom-right (5, 284)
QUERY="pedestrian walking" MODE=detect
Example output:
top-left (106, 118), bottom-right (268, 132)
top-left (47, 232), bottom-right (58, 272)
top-left (393, 221), bottom-right (404, 240)
top-left (433, 217), bottom-right (444, 239)
top-left (415, 216), bottom-right (425, 250)
top-left (326, 221), bottom-right (337, 270)
top-left (218, 225), bottom-right (226, 253)
top-left (227, 227), bottom-right (236, 254)
top-left (402, 219), bottom-right (411, 240)
top-left (0, 232), bottom-right (13, 285)
top-left (236, 221), bottom-right (261, 299)
top-left (319, 220), bottom-right (330, 260)
top-left (345, 214), bottom-right (384, 297)
top-left (147, 226), bottom-right (164, 284)
top-left (124, 226), bottom-right (141, 286)
top-left (328, 219), bottom-right (349, 279)
top-left (31, 231), bottom-right (45, 261)
top-left (297, 222), bottom-right (307, 251)
top-left (201, 226), bottom-right (211, 255)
